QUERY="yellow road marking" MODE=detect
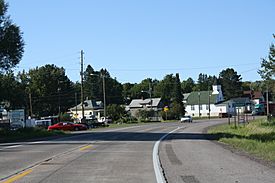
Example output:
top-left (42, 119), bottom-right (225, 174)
top-left (79, 145), bottom-right (93, 151)
top-left (3, 169), bottom-right (33, 183)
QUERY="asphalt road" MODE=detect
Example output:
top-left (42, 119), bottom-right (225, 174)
top-left (0, 119), bottom-right (274, 183)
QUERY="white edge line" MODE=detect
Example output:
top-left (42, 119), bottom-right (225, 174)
top-left (153, 127), bottom-right (181, 183)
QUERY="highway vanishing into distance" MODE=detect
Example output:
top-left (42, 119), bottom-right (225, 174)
top-left (0, 119), bottom-right (275, 183)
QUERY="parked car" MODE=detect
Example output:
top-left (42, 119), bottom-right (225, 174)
top-left (180, 115), bottom-right (192, 123)
top-left (48, 122), bottom-right (87, 131)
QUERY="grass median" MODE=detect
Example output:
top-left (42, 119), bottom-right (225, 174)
top-left (208, 118), bottom-right (275, 162)
top-left (0, 127), bottom-right (66, 143)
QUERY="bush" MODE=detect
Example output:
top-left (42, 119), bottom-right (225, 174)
top-left (107, 104), bottom-right (126, 121)
top-left (136, 109), bottom-right (155, 122)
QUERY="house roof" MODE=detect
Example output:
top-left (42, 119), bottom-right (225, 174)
top-left (216, 97), bottom-right (251, 106)
top-left (128, 98), bottom-right (162, 108)
top-left (69, 100), bottom-right (103, 111)
top-left (243, 91), bottom-right (263, 99)
top-left (186, 91), bottom-right (218, 105)
top-left (183, 93), bottom-right (190, 101)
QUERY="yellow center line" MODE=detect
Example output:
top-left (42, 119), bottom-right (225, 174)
top-left (79, 145), bottom-right (93, 151)
top-left (3, 169), bottom-right (33, 183)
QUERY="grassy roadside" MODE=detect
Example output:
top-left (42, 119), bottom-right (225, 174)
top-left (0, 127), bottom-right (66, 143)
top-left (208, 118), bottom-right (275, 162)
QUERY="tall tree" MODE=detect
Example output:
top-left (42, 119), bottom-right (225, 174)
top-left (193, 74), bottom-right (218, 91)
top-left (122, 82), bottom-right (134, 104)
top-left (155, 73), bottom-right (185, 117)
top-left (219, 68), bottom-right (242, 99)
top-left (258, 34), bottom-right (275, 100)
top-left (196, 73), bottom-right (209, 91)
top-left (0, 72), bottom-right (25, 109)
top-left (181, 77), bottom-right (195, 93)
top-left (0, 0), bottom-right (24, 72)
top-left (83, 65), bottom-right (123, 105)
top-left (258, 34), bottom-right (275, 81)
top-left (130, 78), bottom-right (155, 99)
top-left (22, 64), bottom-right (74, 117)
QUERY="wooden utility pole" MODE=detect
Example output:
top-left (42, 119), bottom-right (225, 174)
top-left (102, 74), bottom-right (106, 118)
top-left (266, 88), bottom-right (269, 117)
top-left (80, 50), bottom-right (85, 122)
top-left (29, 93), bottom-right (33, 117)
top-left (75, 92), bottom-right (78, 115)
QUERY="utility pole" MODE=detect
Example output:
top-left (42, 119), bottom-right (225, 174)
top-left (266, 88), bottom-right (269, 117)
top-left (58, 87), bottom-right (61, 121)
top-left (75, 92), bottom-right (78, 115)
top-left (102, 74), bottom-right (106, 118)
top-left (208, 89), bottom-right (211, 119)
top-left (149, 82), bottom-right (152, 109)
top-left (29, 93), bottom-right (33, 117)
top-left (80, 50), bottom-right (85, 122)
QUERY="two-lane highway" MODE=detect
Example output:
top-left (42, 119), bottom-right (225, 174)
top-left (1, 120), bottom-right (274, 183)
top-left (0, 122), bottom-right (181, 183)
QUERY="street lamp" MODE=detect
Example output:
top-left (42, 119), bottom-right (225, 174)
top-left (57, 80), bottom-right (64, 122)
top-left (141, 82), bottom-right (152, 109)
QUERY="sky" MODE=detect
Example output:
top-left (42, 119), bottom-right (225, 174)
top-left (7, 0), bottom-right (275, 84)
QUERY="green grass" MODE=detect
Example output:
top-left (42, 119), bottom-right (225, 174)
top-left (209, 118), bottom-right (275, 162)
top-left (0, 127), bottom-right (66, 143)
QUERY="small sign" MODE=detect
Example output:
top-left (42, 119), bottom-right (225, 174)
top-left (164, 106), bottom-right (169, 112)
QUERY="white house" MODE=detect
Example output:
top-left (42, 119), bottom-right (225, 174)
top-left (184, 85), bottom-right (254, 117)
top-left (69, 100), bottom-right (103, 122)
top-left (184, 85), bottom-right (225, 117)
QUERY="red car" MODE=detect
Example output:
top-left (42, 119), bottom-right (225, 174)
top-left (48, 122), bottom-right (87, 131)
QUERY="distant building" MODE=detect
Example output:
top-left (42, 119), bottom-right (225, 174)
top-left (69, 100), bottom-right (103, 122)
top-left (184, 85), bottom-right (224, 117)
top-left (126, 98), bottom-right (163, 120)
top-left (243, 91), bottom-right (265, 105)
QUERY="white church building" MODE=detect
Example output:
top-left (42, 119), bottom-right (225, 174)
top-left (183, 85), bottom-right (235, 117)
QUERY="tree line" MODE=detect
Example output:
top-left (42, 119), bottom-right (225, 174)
top-left (0, 64), bottom-right (264, 118)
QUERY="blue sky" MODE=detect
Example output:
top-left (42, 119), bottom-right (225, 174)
top-left (7, 0), bottom-right (275, 83)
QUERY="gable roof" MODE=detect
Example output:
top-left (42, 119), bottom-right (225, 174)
top-left (186, 91), bottom-right (219, 105)
top-left (216, 97), bottom-right (251, 106)
top-left (129, 98), bottom-right (162, 108)
top-left (243, 91), bottom-right (263, 99)
top-left (69, 100), bottom-right (103, 111)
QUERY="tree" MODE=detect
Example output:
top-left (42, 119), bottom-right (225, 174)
top-left (155, 73), bottom-right (185, 118)
top-left (193, 74), bottom-right (218, 91)
top-left (122, 82), bottom-right (134, 104)
top-left (196, 73), bottom-right (209, 91)
top-left (258, 34), bottom-right (275, 101)
top-left (106, 104), bottom-right (125, 121)
top-left (21, 64), bottom-right (74, 117)
top-left (154, 74), bottom-right (175, 102)
top-left (181, 77), bottom-right (195, 93)
top-left (0, 0), bottom-right (24, 72)
top-left (83, 65), bottom-right (123, 105)
top-left (258, 34), bottom-right (275, 80)
top-left (0, 72), bottom-right (25, 109)
top-left (219, 68), bottom-right (243, 99)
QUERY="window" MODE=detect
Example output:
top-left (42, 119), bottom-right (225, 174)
top-left (191, 105), bottom-right (195, 110)
top-left (206, 105), bottom-right (209, 110)
top-left (199, 105), bottom-right (202, 110)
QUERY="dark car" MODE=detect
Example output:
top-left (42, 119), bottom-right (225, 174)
top-left (48, 122), bottom-right (87, 131)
